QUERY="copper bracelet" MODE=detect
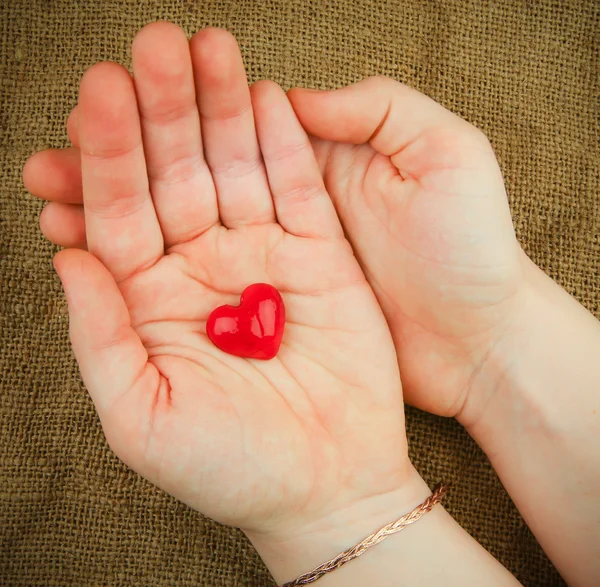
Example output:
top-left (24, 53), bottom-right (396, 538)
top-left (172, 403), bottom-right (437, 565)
top-left (281, 483), bottom-right (449, 587)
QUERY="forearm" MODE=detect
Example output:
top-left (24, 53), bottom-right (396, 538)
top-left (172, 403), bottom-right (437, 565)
top-left (461, 256), bottom-right (600, 586)
top-left (246, 468), bottom-right (520, 586)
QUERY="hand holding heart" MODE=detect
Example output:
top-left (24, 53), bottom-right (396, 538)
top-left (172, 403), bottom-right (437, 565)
top-left (207, 283), bottom-right (286, 360)
top-left (51, 23), bottom-right (414, 541)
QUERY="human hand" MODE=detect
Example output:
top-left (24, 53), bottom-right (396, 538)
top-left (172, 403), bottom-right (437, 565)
top-left (286, 79), bottom-right (531, 422)
top-left (26, 70), bottom-right (531, 424)
top-left (26, 25), bottom-right (600, 585)
top-left (29, 23), bottom-right (416, 549)
top-left (292, 80), bottom-right (600, 586)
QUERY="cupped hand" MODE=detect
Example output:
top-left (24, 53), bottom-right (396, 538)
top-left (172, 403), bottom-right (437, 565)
top-left (287, 80), bottom-right (529, 422)
top-left (26, 23), bottom-right (414, 539)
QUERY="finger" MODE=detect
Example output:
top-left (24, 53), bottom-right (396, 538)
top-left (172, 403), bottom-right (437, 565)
top-left (251, 81), bottom-right (343, 239)
top-left (288, 77), bottom-right (488, 175)
top-left (67, 105), bottom-right (79, 147)
top-left (23, 147), bottom-right (83, 204)
top-left (40, 202), bottom-right (87, 249)
top-left (132, 21), bottom-right (218, 247)
top-left (190, 28), bottom-right (274, 228)
top-left (79, 61), bottom-right (163, 283)
top-left (306, 135), bottom-right (335, 178)
top-left (53, 248), bottom-right (160, 429)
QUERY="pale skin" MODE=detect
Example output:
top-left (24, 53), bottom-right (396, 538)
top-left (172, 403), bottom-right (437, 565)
top-left (285, 82), bottom-right (600, 586)
top-left (21, 22), bottom-right (520, 587)
top-left (23, 21), bottom-right (600, 586)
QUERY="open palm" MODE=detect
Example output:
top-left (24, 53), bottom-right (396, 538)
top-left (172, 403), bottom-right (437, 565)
top-left (39, 24), bottom-right (410, 538)
top-left (27, 67), bottom-right (530, 426)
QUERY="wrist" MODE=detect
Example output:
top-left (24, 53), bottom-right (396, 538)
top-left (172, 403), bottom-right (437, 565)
top-left (244, 465), bottom-right (431, 585)
top-left (455, 253), bottom-right (600, 586)
top-left (245, 466), bottom-right (520, 586)
top-left (457, 250), bottom-right (600, 442)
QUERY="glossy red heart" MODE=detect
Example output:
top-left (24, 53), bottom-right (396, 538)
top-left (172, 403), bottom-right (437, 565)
top-left (206, 283), bottom-right (285, 360)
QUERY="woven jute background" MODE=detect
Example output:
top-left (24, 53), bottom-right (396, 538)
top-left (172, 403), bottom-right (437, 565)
top-left (1, 0), bottom-right (598, 585)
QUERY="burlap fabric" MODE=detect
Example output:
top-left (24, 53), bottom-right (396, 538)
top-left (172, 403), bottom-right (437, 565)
top-left (1, 0), bottom-right (598, 585)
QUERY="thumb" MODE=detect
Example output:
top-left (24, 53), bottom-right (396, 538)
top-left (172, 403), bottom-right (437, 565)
top-left (288, 76), bottom-right (477, 159)
top-left (54, 248), bottom-right (154, 419)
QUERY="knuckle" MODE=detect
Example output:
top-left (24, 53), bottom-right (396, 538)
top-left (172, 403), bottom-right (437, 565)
top-left (264, 141), bottom-right (310, 163)
top-left (434, 123), bottom-right (492, 154)
top-left (277, 182), bottom-right (324, 205)
top-left (211, 154), bottom-right (263, 180)
top-left (148, 153), bottom-right (204, 187)
top-left (142, 101), bottom-right (195, 126)
top-left (460, 122), bottom-right (491, 149)
top-left (86, 192), bottom-right (149, 220)
top-left (85, 142), bottom-right (140, 162)
top-left (201, 103), bottom-right (251, 123)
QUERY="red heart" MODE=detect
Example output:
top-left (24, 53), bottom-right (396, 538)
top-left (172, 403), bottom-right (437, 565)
top-left (206, 283), bottom-right (286, 360)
